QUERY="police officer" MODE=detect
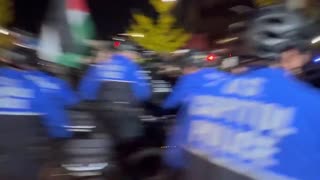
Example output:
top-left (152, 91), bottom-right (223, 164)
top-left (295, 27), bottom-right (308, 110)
top-left (78, 42), bottom-right (151, 179)
top-left (163, 50), bottom-right (229, 172)
top-left (79, 42), bottom-right (151, 102)
top-left (169, 5), bottom-right (320, 180)
top-left (163, 50), bottom-right (228, 110)
top-left (23, 51), bottom-right (79, 139)
top-left (0, 46), bottom-right (53, 179)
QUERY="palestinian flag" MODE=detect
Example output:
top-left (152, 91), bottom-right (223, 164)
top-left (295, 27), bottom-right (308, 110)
top-left (39, 0), bottom-right (95, 67)
top-left (66, 0), bottom-right (95, 53)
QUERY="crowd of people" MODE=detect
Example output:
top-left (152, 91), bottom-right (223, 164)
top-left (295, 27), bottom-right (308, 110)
top-left (0, 4), bottom-right (320, 180)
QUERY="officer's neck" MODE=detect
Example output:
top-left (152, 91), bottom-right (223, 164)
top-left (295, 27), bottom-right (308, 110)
top-left (183, 67), bottom-right (200, 75)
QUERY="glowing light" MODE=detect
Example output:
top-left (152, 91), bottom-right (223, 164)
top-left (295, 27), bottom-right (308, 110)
top-left (112, 37), bottom-right (125, 41)
top-left (118, 33), bottom-right (144, 38)
top-left (0, 28), bottom-right (9, 35)
top-left (131, 33), bottom-right (144, 37)
top-left (162, 0), bottom-right (176, 2)
top-left (207, 54), bottom-right (217, 61)
top-left (312, 36), bottom-right (320, 44)
top-left (313, 57), bottom-right (320, 63)
top-left (229, 5), bottom-right (253, 14)
top-left (216, 37), bottom-right (239, 44)
top-left (113, 41), bottom-right (121, 48)
top-left (172, 49), bottom-right (190, 54)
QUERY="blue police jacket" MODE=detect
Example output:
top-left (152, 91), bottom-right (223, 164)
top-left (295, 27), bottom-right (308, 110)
top-left (166, 67), bottom-right (320, 180)
top-left (163, 68), bottom-right (228, 168)
top-left (0, 67), bottom-right (48, 116)
top-left (162, 67), bottom-right (228, 109)
top-left (25, 70), bottom-right (79, 138)
top-left (79, 54), bottom-right (151, 102)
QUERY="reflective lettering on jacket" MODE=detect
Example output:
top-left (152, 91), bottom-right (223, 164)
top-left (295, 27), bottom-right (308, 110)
top-left (79, 55), bottom-right (151, 101)
top-left (188, 96), bottom-right (296, 169)
top-left (167, 68), bottom-right (320, 180)
top-left (25, 75), bottom-right (60, 90)
top-left (25, 70), bottom-right (79, 138)
top-left (0, 68), bottom-right (44, 115)
top-left (162, 68), bottom-right (228, 109)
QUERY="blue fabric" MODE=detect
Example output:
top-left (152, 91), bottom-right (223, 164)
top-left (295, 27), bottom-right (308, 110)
top-left (79, 55), bottom-right (151, 102)
top-left (164, 105), bottom-right (189, 168)
top-left (0, 67), bottom-right (46, 115)
top-left (167, 67), bottom-right (320, 180)
top-left (163, 68), bottom-right (228, 168)
top-left (162, 68), bottom-right (228, 109)
top-left (25, 70), bottom-right (79, 138)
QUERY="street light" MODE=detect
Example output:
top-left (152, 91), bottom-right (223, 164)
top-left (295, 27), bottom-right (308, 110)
top-left (313, 57), bottom-right (320, 63)
top-left (0, 28), bottom-right (9, 35)
top-left (118, 33), bottom-right (144, 38)
top-left (112, 37), bottom-right (125, 41)
top-left (311, 36), bottom-right (320, 44)
top-left (216, 37), bottom-right (239, 44)
top-left (229, 5), bottom-right (253, 14)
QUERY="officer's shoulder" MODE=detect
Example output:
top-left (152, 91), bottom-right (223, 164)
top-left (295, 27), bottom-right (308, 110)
top-left (28, 71), bottom-right (64, 89)
top-left (287, 76), bottom-right (320, 99)
top-left (90, 64), bottom-right (99, 68)
top-left (200, 67), bottom-right (221, 73)
top-left (111, 55), bottom-right (129, 61)
top-left (45, 75), bottom-right (69, 87)
top-left (246, 67), bottom-right (285, 78)
top-left (177, 73), bottom-right (193, 82)
top-left (246, 68), bottom-right (320, 99)
top-left (115, 55), bottom-right (136, 64)
top-left (21, 75), bottom-right (42, 90)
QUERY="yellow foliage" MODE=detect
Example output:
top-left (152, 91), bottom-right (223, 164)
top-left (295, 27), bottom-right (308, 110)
top-left (149, 0), bottom-right (174, 13)
top-left (128, 0), bottom-right (190, 53)
top-left (255, 0), bottom-right (280, 7)
top-left (0, 34), bottom-right (14, 48)
top-left (0, 0), bottom-right (12, 26)
top-left (0, 0), bottom-right (13, 48)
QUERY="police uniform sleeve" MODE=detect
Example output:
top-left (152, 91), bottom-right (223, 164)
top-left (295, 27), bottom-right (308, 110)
top-left (31, 82), bottom-right (52, 126)
top-left (131, 63), bottom-right (152, 101)
top-left (162, 76), bottom-right (190, 109)
top-left (286, 82), bottom-right (320, 178)
top-left (78, 65), bottom-right (101, 100)
top-left (164, 103), bottom-right (192, 168)
top-left (290, 80), bottom-right (320, 140)
top-left (59, 79), bottom-right (79, 106)
top-left (32, 80), bottom-right (73, 138)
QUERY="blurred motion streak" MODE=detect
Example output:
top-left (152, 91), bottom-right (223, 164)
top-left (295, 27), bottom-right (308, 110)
top-left (311, 36), bottom-right (320, 44)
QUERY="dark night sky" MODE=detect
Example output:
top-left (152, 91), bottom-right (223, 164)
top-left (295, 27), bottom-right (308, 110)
top-left (12, 0), bottom-right (254, 40)
top-left (12, 0), bottom-right (49, 34)
top-left (12, 0), bottom-right (153, 38)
